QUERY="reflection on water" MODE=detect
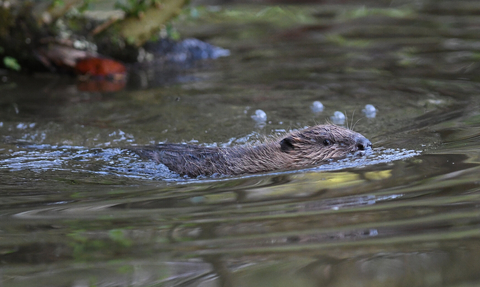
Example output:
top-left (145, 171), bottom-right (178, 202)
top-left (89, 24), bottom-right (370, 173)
top-left (2, 0), bottom-right (480, 286)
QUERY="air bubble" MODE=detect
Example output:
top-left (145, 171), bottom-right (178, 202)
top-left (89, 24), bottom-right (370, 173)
top-left (251, 109), bottom-right (267, 122)
top-left (331, 111), bottom-right (345, 125)
top-left (362, 104), bottom-right (376, 118)
top-left (311, 101), bottom-right (324, 113)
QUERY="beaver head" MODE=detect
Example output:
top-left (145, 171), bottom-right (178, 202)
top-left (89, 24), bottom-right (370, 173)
top-left (278, 125), bottom-right (372, 166)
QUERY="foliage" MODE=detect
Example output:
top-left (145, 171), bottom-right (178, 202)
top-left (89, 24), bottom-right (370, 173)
top-left (0, 4), bottom-right (15, 37)
top-left (0, 0), bottom-right (189, 70)
top-left (115, 0), bottom-right (170, 17)
top-left (78, 0), bottom-right (93, 12)
top-left (3, 56), bottom-right (20, 71)
top-left (118, 0), bottom-right (187, 46)
top-left (115, 0), bottom-right (150, 17)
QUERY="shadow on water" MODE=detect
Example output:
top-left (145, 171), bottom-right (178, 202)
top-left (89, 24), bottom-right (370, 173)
top-left (2, 0), bottom-right (480, 286)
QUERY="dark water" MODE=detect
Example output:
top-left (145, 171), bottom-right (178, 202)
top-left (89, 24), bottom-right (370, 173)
top-left (2, 0), bottom-right (480, 286)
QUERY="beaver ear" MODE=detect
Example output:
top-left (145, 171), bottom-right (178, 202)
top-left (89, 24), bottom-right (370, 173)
top-left (280, 137), bottom-right (295, 152)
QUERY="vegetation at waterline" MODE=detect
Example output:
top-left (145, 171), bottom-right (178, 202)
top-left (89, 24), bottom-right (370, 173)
top-left (0, 0), bottom-right (187, 72)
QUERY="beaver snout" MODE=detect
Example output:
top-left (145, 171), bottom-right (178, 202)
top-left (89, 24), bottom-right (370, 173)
top-left (355, 136), bottom-right (372, 152)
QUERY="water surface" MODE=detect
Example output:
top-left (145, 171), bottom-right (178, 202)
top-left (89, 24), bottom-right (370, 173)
top-left (1, 0), bottom-right (480, 286)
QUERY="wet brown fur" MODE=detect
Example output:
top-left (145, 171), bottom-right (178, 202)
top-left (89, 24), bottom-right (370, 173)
top-left (133, 125), bottom-right (371, 177)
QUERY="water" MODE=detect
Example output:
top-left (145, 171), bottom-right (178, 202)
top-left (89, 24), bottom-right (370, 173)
top-left (1, 0), bottom-right (480, 286)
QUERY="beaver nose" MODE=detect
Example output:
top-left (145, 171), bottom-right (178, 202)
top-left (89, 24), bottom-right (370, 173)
top-left (356, 136), bottom-right (372, 151)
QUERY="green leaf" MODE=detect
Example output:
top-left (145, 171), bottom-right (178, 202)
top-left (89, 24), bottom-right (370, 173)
top-left (3, 56), bottom-right (21, 71)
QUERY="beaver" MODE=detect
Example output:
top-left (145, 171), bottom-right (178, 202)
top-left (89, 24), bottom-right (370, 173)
top-left (133, 124), bottom-right (372, 177)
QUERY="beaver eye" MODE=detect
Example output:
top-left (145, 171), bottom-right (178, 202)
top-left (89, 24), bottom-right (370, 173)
top-left (323, 139), bottom-right (332, 146)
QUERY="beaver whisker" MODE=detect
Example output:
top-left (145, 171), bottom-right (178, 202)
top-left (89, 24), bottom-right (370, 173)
top-left (350, 110), bottom-right (355, 131)
top-left (352, 118), bottom-right (362, 132)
